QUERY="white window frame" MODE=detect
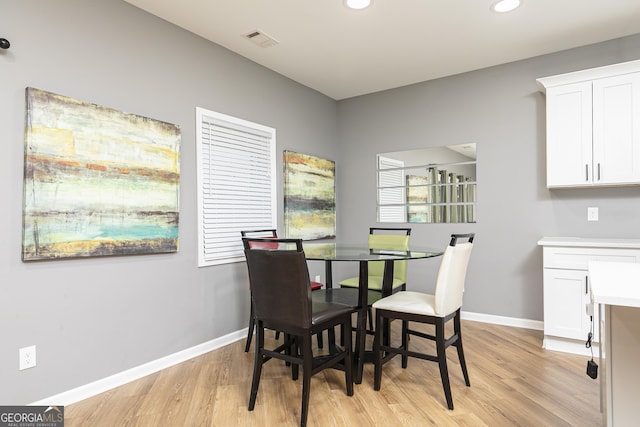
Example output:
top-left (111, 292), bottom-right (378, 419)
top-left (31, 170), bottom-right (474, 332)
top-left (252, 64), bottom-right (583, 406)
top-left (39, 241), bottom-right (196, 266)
top-left (196, 107), bottom-right (277, 267)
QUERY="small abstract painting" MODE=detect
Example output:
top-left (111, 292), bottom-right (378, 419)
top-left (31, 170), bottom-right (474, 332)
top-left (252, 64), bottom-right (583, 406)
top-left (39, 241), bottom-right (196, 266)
top-left (22, 87), bottom-right (181, 261)
top-left (284, 151), bottom-right (335, 240)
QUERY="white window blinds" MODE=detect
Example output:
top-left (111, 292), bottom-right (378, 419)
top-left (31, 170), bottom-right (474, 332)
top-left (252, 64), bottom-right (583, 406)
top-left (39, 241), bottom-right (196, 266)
top-left (377, 155), bottom-right (406, 222)
top-left (196, 108), bottom-right (276, 266)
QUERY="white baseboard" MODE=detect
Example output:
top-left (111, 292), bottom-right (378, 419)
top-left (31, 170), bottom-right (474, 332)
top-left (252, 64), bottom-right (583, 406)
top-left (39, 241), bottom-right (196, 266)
top-left (31, 328), bottom-right (247, 406)
top-left (461, 310), bottom-right (544, 331)
top-left (543, 336), bottom-right (599, 357)
top-left (31, 311), bottom-right (543, 407)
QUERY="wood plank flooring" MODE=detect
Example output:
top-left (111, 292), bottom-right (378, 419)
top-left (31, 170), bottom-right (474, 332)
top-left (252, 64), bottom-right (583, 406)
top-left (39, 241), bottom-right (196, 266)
top-left (65, 320), bottom-right (602, 426)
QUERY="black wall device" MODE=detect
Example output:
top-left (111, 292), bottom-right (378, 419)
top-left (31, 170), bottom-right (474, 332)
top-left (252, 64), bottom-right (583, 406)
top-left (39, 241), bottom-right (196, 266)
top-left (585, 323), bottom-right (598, 379)
top-left (587, 359), bottom-right (598, 380)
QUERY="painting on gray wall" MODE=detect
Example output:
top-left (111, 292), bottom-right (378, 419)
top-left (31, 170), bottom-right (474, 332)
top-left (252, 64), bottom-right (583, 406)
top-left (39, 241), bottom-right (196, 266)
top-left (22, 87), bottom-right (181, 261)
top-left (283, 150), bottom-right (336, 240)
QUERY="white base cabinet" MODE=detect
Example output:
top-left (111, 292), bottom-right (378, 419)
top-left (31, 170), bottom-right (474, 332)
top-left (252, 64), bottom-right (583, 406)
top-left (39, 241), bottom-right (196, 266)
top-left (543, 268), bottom-right (592, 341)
top-left (538, 237), bottom-right (640, 355)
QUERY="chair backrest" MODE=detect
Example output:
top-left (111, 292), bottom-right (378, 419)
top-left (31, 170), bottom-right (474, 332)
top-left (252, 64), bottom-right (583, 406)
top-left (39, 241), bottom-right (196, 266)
top-left (240, 229), bottom-right (278, 238)
top-left (433, 234), bottom-right (475, 316)
top-left (368, 228), bottom-right (411, 280)
top-left (242, 237), bottom-right (312, 330)
top-left (241, 229), bottom-right (278, 249)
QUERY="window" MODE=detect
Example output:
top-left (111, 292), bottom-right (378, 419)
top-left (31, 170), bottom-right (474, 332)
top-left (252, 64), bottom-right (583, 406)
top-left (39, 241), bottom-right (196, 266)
top-left (196, 108), bottom-right (276, 266)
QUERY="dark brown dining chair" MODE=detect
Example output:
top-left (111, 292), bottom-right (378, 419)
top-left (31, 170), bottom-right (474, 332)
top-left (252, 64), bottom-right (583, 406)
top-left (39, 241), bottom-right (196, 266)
top-left (241, 229), bottom-right (323, 352)
top-left (372, 233), bottom-right (475, 410)
top-left (242, 237), bottom-right (354, 427)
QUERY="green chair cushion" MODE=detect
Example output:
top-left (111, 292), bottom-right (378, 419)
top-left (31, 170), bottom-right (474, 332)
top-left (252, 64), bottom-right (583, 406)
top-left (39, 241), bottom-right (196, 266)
top-left (339, 232), bottom-right (410, 293)
top-left (339, 275), bottom-right (406, 291)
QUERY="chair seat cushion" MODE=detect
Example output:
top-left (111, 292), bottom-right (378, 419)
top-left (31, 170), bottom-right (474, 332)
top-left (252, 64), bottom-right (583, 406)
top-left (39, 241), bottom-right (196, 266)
top-left (310, 281), bottom-right (323, 291)
top-left (372, 291), bottom-right (444, 317)
top-left (311, 299), bottom-right (356, 326)
top-left (339, 275), bottom-right (405, 291)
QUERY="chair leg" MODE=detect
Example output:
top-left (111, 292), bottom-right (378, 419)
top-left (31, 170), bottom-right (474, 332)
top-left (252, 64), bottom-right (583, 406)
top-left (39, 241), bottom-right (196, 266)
top-left (401, 319), bottom-right (409, 368)
top-left (373, 309), bottom-right (384, 391)
top-left (245, 300), bottom-right (255, 353)
top-left (382, 317), bottom-right (391, 348)
top-left (328, 326), bottom-right (338, 354)
top-left (283, 332), bottom-right (291, 367)
top-left (435, 319), bottom-right (454, 410)
top-left (343, 317), bottom-right (354, 396)
top-left (290, 335), bottom-right (299, 381)
top-left (248, 322), bottom-right (265, 411)
top-left (454, 310), bottom-right (471, 386)
top-left (354, 306), bottom-right (367, 384)
top-left (300, 334), bottom-right (313, 427)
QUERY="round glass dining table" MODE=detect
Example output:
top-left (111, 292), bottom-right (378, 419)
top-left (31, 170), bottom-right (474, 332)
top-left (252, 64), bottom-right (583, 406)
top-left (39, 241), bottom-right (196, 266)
top-left (302, 242), bottom-right (444, 383)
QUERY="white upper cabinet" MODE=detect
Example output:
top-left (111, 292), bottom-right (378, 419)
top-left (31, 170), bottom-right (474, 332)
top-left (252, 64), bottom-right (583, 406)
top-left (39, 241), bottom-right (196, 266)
top-left (538, 60), bottom-right (640, 188)
top-left (593, 73), bottom-right (640, 185)
top-left (545, 82), bottom-right (593, 187)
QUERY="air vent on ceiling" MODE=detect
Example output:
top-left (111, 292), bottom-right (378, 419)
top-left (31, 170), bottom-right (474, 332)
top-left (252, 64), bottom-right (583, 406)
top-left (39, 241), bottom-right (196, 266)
top-left (243, 29), bottom-right (279, 48)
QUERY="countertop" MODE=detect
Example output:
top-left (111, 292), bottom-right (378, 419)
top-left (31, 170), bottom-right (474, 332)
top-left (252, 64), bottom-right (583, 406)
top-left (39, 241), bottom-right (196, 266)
top-left (589, 261), bottom-right (640, 308)
top-left (538, 237), bottom-right (640, 249)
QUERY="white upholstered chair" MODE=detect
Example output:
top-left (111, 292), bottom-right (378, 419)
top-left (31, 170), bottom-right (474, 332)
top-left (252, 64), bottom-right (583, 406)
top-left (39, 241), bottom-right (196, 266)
top-left (372, 233), bottom-right (475, 410)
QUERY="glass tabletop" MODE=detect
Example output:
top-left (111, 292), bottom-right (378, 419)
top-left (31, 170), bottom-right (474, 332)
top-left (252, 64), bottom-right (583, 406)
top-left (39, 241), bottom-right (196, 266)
top-left (302, 242), bottom-right (443, 261)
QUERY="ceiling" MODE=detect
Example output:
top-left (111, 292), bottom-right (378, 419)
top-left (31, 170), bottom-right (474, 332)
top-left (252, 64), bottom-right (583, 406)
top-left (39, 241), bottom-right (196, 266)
top-left (124, 0), bottom-right (640, 100)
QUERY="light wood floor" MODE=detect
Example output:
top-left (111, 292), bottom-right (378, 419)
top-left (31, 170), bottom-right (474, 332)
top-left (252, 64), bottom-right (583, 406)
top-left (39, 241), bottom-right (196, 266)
top-left (65, 320), bottom-right (602, 426)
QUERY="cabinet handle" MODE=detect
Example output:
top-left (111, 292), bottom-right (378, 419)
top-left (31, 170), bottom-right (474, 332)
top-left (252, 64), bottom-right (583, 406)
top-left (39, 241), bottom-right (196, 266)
top-left (585, 276), bottom-right (588, 294)
top-left (597, 163), bottom-right (601, 181)
top-left (585, 164), bottom-right (589, 181)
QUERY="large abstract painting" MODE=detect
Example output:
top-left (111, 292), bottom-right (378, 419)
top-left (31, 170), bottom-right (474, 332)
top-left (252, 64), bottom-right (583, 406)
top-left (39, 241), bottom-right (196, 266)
top-left (284, 151), bottom-right (336, 240)
top-left (22, 87), bottom-right (181, 261)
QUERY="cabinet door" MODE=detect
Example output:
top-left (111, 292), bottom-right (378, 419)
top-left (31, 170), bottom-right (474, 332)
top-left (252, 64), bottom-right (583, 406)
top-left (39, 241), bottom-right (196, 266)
top-left (545, 82), bottom-right (593, 187)
top-left (593, 72), bottom-right (640, 185)
top-left (543, 269), bottom-right (591, 340)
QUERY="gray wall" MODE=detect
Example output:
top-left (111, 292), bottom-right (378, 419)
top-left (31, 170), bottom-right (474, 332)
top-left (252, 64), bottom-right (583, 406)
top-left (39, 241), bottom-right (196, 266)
top-left (335, 35), bottom-right (640, 321)
top-left (0, 0), bottom-right (337, 404)
top-left (2, 0), bottom-right (640, 406)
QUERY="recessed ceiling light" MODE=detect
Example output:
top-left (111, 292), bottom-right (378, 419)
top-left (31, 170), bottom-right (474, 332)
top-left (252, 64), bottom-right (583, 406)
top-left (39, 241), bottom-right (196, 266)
top-left (344, 0), bottom-right (373, 10)
top-left (491, 0), bottom-right (521, 13)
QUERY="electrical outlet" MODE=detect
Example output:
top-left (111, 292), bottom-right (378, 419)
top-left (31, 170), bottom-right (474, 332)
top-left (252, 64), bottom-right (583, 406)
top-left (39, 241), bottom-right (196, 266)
top-left (315, 275), bottom-right (321, 283)
top-left (587, 207), bottom-right (599, 221)
top-left (19, 345), bottom-right (36, 370)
